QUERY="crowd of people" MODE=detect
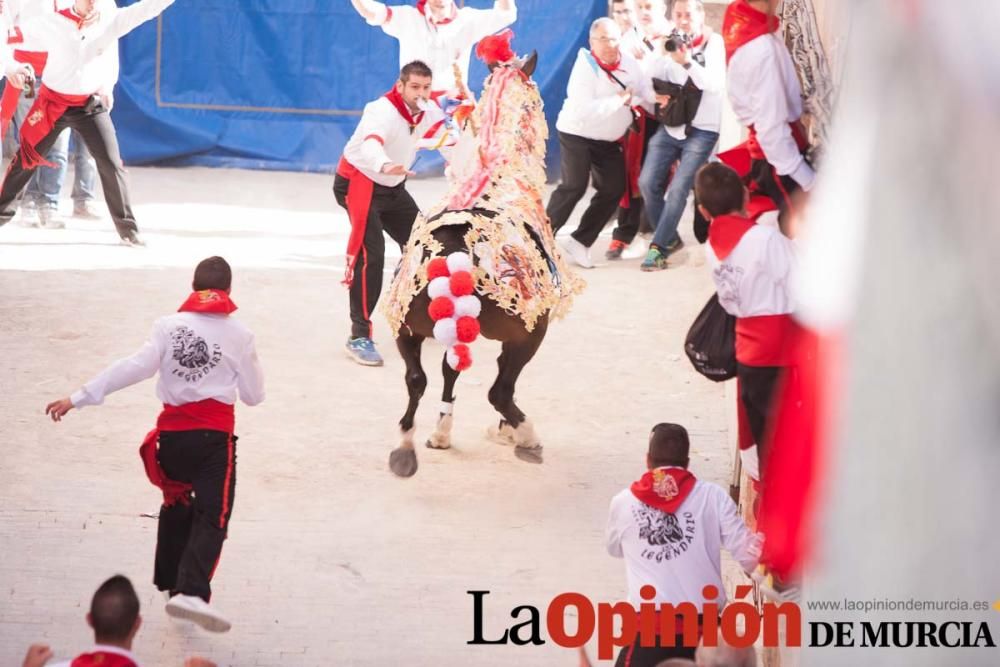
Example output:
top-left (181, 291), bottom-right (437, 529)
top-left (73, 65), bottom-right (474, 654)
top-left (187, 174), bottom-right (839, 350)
top-left (5, 0), bottom-right (818, 663)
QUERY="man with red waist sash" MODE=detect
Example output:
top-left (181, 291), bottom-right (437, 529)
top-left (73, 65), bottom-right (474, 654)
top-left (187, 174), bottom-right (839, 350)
top-left (334, 60), bottom-right (446, 367)
top-left (0, 0), bottom-right (178, 246)
top-left (721, 0), bottom-right (815, 226)
top-left (696, 163), bottom-right (797, 480)
top-left (45, 257), bottom-right (265, 634)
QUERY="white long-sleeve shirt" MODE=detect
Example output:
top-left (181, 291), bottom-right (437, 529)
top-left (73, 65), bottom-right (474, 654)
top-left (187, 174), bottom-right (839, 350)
top-left (606, 476), bottom-right (759, 609)
top-left (364, 1), bottom-right (516, 91)
top-left (727, 31), bottom-right (815, 190)
top-left (70, 311), bottom-right (265, 410)
top-left (705, 221), bottom-right (797, 319)
top-left (18, 0), bottom-right (174, 96)
top-left (655, 32), bottom-right (726, 139)
top-left (556, 49), bottom-right (653, 143)
top-left (342, 96), bottom-right (444, 187)
top-left (48, 645), bottom-right (142, 667)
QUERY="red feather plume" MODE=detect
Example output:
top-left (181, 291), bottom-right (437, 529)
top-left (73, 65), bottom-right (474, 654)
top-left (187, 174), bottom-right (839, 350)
top-left (475, 28), bottom-right (515, 65)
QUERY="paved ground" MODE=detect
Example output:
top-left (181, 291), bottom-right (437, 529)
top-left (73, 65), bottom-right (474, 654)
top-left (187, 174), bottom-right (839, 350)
top-left (0, 166), bottom-right (740, 666)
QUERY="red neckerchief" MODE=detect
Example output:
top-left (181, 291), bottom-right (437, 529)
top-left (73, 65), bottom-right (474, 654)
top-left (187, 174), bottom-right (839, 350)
top-left (384, 87), bottom-right (423, 129)
top-left (416, 0), bottom-right (456, 25)
top-left (177, 289), bottom-right (238, 314)
top-left (722, 0), bottom-right (780, 62)
top-left (70, 652), bottom-right (137, 667)
top-left (57, 7), bottom-right (100, 29)
top-left (630, 467), bottom-right (697, 514)
top-left (708, 213), bottom-right (756, 261)
top-left (590, 50), bottom-right (621, 73)
top-left (691, 32), bottom-right (706, 49)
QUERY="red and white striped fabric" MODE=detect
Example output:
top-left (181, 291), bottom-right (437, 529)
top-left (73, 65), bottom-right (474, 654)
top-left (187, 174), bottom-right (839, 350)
top-left (426, 252), bottom-right (482, 371)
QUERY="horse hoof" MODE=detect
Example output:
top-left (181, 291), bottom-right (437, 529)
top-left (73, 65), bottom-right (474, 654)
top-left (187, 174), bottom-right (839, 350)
top-left (514, 445), bottom-right (543, 464)
top-left (487, 423), bottom-right (517, 447)
top-left (425, 435), bottom-right (452, 450)
top-left (389, 448), bottom-right (419, 477)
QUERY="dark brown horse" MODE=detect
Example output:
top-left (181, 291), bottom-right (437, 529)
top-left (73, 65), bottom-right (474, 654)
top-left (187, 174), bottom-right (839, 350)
top-left (386, 54), bottom-right (580, 477)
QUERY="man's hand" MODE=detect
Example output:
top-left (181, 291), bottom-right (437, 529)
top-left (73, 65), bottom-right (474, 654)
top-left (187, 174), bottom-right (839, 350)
top-left (619, 87), bottom-right (633, 106)
top-left (184, 658), bottom-right (218, 667)
top-left (381, 163), bottom-right (415, 177)
top-left (22, 644), bottom-right (53, 667)
top-left (45, 398), bottom-right (74, 422)
top-left (97, 87), bottom-right (115, 112)
top-left (670, 43), bottom-right (691, 66)
top-left (655, 93), bottom-right (671, 107)
top-left (631, 46), bottom-right (645, 60)
top-left (4, 64), bottom-right (33, 90)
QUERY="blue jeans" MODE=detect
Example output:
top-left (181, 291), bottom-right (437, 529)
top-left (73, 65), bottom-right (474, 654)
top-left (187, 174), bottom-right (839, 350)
top-left (639, 126), bottom-right (719, 250)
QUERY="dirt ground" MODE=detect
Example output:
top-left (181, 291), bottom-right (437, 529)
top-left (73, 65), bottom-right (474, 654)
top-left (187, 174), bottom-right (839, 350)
top-left (0, 166), bottom-right (740, 666)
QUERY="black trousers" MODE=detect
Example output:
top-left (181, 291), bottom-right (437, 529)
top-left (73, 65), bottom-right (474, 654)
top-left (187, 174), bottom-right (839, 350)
top-left (154, 429), bottom-right (237, 603)
top-left (0, 100), bottom-right (138, 238)
top-left (614, 632), bottom-right (697, 666)
top-left (612, 120), bottom-right (658, 244)
top-left (737, 363), bottom-right (783, 469)
top-left (333, 173), bottom-right (418, 339)
top-left (546, 131), bottom-right (625, 248)
top-left (749, 157), bottom-right (802, 235)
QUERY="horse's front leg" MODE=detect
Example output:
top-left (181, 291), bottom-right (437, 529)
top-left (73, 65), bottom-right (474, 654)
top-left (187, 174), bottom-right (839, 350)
top-left (389, 332), bottom-right (426, 477)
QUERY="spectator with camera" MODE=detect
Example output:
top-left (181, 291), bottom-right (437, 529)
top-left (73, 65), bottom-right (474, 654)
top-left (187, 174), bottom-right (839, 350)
top-left (637, 0), bottom-right (724, 271)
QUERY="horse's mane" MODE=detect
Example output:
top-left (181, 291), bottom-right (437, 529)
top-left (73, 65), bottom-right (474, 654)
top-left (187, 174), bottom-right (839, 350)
top-left (446, 66), bottom-right (548, 212)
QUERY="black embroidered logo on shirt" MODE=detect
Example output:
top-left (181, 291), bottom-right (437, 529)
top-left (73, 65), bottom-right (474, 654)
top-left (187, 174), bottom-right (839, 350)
top-left (633, 506), bottom-right (697, 562)
top-left (170, 326), bottom-right (222, 382)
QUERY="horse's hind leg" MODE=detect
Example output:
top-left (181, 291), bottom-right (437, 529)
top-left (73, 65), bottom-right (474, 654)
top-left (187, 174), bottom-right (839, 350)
top-left (488, 320), bottom-right (548, 464)
top-left (426, 353), bottom-right (459, 450)
top-left (389, 331), bottom-right (426, 477)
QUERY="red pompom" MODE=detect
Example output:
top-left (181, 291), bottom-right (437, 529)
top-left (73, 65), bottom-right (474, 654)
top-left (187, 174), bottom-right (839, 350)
top-left (427, 257), bottom-right (450, 280)
top-left (452, 344), bottom-right (473, 371)
top-left (475, 28), bottom-right (515, 65)
top-left (455, 316), bottom-right (480, 343)
top-left (449, 271), bottom-right (475, 297)
top-left (428, 296), bottom-right (455, 321)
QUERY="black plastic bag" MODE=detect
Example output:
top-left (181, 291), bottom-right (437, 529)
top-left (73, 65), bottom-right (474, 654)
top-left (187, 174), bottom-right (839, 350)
top-left (685, 293), bottom-right (737, 382)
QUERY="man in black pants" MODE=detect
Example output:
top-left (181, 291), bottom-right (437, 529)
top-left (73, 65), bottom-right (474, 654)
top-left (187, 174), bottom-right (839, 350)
top-left (45, 257), bottom-right (265, 633)
top-left (0, 0), bottom-right (178, 245)
top-left (546, 18), bottom-right (652, 269)
top-left (334, 60), bottom-right (445, 366)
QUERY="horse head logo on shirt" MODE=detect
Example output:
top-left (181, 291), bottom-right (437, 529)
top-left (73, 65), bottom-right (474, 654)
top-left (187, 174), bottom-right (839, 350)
top-left (171, 326), bottom-right (211, 370)
top-left (638, 508), bottom-right (686, 547)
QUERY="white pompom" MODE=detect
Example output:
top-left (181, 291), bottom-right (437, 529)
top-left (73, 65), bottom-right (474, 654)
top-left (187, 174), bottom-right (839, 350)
top-left (428, 276), bottom-right (452, 300)
top-left (433, 317), bottom-right (458, 346)
top-left (445, 346), bottom-right (460, 370)
top-left (453, 294), bottom-right (482, 319)
top-left (446, 251), bottom-right (474, 275)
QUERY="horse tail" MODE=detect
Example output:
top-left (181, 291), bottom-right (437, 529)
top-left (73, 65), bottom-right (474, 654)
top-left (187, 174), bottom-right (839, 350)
top-left (425, 251), bottom-right (482, 372)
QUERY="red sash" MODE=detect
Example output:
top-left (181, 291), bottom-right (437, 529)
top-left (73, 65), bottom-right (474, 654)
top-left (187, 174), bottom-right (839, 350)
top-left (19, 86), bottom-right (90, 169)
top-left (722, 0), bottom-right (780, 62)
top-left (630, 467), bottom-right (697, 514)
top-left (70, 652), bottom-right (137, 667)
top-left (140, 400), bottom-right (235, 507)
top-left (620, 109), bottom-right (649, 207)
top-left (336, 157), bottom-right (376, 288)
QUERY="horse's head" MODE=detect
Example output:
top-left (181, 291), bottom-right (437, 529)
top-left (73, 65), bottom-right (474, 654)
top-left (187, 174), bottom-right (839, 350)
top-left (487, 49), bottom-right (538, 79)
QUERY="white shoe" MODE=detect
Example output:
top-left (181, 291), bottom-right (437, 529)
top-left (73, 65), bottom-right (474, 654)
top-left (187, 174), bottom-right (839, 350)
top-left (38, 206), bottom-right (66, 230)
top-left (559, 236), bottom-right (594, 269)
top-left (622, 236), bottom-right (650, 260)
top-left (165, 594), bottom-right (231, 633)
top-left (15, 204), bottom-right (39, 228)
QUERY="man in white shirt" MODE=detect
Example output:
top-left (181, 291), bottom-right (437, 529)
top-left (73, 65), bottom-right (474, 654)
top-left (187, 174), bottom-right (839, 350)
top-left (45, 257), bottom-right (265, 634)
top-left (335, 60), bottom-right (446, 367)
top-left (606, 423), bottom-right (761, 665)
top-left (349, 0), bottom-right (516, 93)
top-left (723, 0), bottom-right (814, 223)
top-left (0, 0), bottom-right (176, 246)
top-left (638, 0), bottom-right (724, 272)
top-left (546, 17), bottom-right (653, 269)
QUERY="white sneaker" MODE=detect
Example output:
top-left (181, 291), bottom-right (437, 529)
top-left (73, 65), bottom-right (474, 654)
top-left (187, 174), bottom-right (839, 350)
top-left (38, 206), bottom-right (66, 230)
top-left (622, 235), bottom-right (650, 260)
top-left (559, 236), bottom-right (594, 269)
top-left (165, 594), bottom-right (231, 633)
top-left (15, 204), bottom-right (39, 228)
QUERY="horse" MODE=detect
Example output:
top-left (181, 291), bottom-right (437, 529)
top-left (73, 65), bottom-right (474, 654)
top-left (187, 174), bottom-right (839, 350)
top-left (382, 52), bottom-right (584, 478)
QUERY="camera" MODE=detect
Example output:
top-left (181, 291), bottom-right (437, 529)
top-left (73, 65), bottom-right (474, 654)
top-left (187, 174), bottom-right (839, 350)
top-left (664, 30), bottom-right (692, 53)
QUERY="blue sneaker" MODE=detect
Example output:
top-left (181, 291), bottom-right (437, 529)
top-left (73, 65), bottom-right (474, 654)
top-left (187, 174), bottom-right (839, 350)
top-left (345, 337), bottom-right (384, 366)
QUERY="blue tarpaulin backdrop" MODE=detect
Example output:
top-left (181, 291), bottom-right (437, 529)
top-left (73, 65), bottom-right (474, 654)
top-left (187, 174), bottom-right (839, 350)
top-left (112, 0), bottom-right (606, 178)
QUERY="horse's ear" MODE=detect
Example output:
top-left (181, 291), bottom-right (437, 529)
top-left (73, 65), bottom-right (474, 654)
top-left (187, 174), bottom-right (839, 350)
top-left (519, 50), bottom-right (538, 78)
top-left (487, 62), bottom-right (499, 72)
